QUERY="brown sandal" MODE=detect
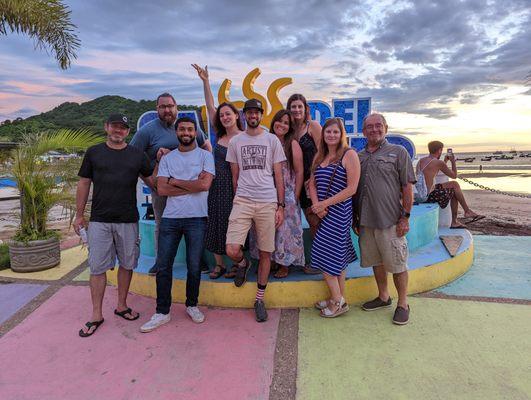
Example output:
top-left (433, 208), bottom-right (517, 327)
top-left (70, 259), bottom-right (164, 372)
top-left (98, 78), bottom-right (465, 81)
top-left (224, 265), bottom-right (238, 279)
top-left (274, 265), bottom-right (289, 279)
top-left (209, 265), bottom-right (226, 280)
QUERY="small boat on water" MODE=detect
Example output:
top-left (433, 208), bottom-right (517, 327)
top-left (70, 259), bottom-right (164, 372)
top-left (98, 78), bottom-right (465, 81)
top-left (493, 150), bottom-right (503, 155)
top-left (464, 158), bottom-right (475, 163)
top-left (499, 154), bottom-right (514, 160)
top-left (481, 156), bottom-right (492, 161)
top-left (509, 148), bottom-right (517, 154)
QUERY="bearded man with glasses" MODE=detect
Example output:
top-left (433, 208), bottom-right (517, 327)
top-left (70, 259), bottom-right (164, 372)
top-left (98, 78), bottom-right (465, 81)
top-left (131, 93), bottom-right (212, 275)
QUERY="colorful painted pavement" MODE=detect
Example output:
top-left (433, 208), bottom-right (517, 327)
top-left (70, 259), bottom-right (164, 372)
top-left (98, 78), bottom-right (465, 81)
top-left (0, 235), bottom-right (529, 400)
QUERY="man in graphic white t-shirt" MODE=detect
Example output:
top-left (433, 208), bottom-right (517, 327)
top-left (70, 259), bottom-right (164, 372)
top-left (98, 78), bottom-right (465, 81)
top-left (225, 99), bottom-right (286, 322)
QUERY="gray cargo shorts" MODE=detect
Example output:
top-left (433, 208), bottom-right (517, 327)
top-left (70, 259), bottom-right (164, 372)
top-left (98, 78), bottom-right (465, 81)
top-left (87, 222), bottom-right (140, 275)
top-left (359, 225), bottom-right (408, 273)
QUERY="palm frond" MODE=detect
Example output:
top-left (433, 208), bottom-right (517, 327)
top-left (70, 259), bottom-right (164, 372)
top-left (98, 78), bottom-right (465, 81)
top-left (11, 129), bottom-right (104, 240)
top-left (0, 0), bottom-right (80, 69)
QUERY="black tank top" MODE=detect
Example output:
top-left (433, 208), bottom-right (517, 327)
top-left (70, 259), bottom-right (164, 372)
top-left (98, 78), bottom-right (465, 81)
top-left (299, 128), bottom-right (317, 181)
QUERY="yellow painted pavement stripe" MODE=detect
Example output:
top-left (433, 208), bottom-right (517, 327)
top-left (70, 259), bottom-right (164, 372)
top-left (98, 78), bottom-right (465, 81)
top-left (0, 246), bottom-right (87, 281)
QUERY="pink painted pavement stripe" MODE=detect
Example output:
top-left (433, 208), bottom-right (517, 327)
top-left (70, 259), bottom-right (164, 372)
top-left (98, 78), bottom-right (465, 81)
top-left (0, 286), bottom-right (280, 400)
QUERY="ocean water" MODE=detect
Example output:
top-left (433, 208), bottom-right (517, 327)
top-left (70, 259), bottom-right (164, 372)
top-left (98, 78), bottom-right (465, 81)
top-left (416, 150), bottom-right (531, 195)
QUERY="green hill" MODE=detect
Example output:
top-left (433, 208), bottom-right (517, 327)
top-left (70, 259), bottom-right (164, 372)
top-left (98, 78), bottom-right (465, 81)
top-left (0, 95), bottom-right (199, 141)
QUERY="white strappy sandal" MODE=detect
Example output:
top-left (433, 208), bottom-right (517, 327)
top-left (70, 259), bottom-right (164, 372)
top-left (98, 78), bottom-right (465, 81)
top-left (320, 297), bottom-right (349, 318)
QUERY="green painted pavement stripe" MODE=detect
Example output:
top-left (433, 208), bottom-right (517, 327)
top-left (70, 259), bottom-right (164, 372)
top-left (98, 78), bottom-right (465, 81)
top-left (297, 297), bottom-right (531, 400)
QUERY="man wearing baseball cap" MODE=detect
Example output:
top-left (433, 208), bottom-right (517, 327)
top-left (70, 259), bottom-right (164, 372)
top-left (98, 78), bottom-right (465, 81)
top-left (225, 99), bottom-right (286, 322)
top-left (75, 113), bottom-right (153, 337)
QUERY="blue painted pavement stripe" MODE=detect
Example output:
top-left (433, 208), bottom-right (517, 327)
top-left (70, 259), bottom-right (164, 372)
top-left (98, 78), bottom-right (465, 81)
top-left (435, 235), bottom-right (531, 300)
top-left (0, 283), bottom-right (48, 324)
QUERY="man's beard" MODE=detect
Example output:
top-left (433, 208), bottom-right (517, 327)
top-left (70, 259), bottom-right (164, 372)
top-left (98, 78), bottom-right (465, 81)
top-left (178, 136), bottom-right (195, 146)
top-left (108, 134), bottom-right (125, 144)
top-left (246, 119), bottom-right (260, 128)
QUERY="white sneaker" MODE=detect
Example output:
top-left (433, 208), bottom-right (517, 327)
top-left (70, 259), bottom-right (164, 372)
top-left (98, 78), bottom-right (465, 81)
top-left (186, 306), bottom-right (205, 323)
top-left (140, 313), bottom-right (171, 333)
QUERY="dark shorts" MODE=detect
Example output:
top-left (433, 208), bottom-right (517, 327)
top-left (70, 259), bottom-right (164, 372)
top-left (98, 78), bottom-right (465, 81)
top-left (426, 184), bottom-right (455, 209)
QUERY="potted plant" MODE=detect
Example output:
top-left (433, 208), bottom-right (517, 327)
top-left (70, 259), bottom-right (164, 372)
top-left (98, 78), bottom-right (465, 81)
top-left (8, 129), bottom-right (102, 272)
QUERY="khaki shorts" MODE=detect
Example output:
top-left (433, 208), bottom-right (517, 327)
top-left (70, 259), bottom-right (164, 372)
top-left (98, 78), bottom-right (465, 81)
top-left (87, 222), bottom-right (140, 275)
top-left (359, 225), bottom-right (408, 273)
top-left (226, 196), bottom-right (277, 252)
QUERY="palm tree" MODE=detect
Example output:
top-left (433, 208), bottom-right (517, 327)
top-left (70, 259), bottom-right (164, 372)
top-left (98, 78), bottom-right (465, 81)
top-left (0, 0), bottom-right (79, 69)
top-left (12, 129), bottom-right (103, 241)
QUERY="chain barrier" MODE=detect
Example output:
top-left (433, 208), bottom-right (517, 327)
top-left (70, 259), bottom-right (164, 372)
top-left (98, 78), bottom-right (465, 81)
top-left (457, 175), bottom-right (531, 199)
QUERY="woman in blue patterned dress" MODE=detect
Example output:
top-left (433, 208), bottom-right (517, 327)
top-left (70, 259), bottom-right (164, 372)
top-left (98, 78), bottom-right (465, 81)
top-left (309, 118), bottom-right (361, 318)
top-left (193, 64), bottom-right (244, 279)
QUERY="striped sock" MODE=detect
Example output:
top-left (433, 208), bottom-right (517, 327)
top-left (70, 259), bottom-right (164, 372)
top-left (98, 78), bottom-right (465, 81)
top-left (256, 283), bottom-right (267, 301)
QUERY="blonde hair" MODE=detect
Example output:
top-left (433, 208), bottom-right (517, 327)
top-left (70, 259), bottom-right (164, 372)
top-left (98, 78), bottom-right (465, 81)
top-left (312, 118), bottom-right (350, 172)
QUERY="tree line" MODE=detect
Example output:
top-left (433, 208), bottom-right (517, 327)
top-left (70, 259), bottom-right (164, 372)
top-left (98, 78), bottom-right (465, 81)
top-left (0, 95), bottom-right (199, 141)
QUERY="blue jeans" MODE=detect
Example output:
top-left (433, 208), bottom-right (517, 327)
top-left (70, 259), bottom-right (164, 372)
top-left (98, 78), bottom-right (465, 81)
top-left (155, 217), bottom-right (207, 313)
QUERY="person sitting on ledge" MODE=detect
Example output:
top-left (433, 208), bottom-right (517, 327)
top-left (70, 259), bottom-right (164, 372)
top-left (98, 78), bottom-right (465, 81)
top-left (417, 141), bottom-right (484, 229)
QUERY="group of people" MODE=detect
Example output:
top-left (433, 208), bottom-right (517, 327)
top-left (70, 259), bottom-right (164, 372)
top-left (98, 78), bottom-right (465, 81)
top-left (74, 65), bottom-right (479, 337)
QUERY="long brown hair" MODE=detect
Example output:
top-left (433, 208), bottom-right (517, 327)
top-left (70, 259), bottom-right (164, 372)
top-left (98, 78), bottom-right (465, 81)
top-left (286, 93), bottom-right (310, 125)
top-left (214, 102), bottom-right (243, 138)
top-left (311, 118), bottom-right (349, 172)
top-left (270, 109), bottom-right (296, 172)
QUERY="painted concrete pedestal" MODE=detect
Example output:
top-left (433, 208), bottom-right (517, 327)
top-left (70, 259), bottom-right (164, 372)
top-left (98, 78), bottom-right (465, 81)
top-left (108, 204), bottom-right (474, 308)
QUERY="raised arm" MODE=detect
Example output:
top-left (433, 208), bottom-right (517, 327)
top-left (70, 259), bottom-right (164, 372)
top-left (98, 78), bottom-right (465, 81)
top-left (439, 157), bottom-right (457, 179)
top-left (192, 64), bottom-right (217, 128)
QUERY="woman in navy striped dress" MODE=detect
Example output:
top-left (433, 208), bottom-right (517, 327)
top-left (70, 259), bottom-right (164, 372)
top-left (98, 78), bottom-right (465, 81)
top-left (309, 118), bottom-right (361, 318)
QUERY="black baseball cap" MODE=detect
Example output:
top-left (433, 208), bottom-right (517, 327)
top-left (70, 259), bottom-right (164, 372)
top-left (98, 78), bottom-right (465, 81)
top-left (243, 99), bottom-right (264, 113)
top-left (106, 113), bottom-right (130, 128)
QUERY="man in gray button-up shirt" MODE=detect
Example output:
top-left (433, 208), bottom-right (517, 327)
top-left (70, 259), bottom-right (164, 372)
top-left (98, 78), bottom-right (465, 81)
top-left (356, 113), bottom-right (415, 325)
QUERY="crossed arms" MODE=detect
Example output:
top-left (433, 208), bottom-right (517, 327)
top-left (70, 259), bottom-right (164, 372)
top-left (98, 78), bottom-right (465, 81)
top-left (157, 171), bottom-right (214, 197)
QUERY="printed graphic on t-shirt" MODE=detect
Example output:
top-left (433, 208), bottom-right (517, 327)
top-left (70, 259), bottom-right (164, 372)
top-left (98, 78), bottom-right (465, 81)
top-left (241, 145), bottom-right (267, 170)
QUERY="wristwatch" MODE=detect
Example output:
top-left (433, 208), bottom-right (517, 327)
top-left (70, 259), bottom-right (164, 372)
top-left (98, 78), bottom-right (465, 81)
top-left (277, 202), bottom-right (285, 208)
top-left (402, 210), bottom-right (411, 219)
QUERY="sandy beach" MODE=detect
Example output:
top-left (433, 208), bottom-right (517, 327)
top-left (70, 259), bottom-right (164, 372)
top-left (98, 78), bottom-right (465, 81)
top-left (457, 190), bottom-right (531, 236)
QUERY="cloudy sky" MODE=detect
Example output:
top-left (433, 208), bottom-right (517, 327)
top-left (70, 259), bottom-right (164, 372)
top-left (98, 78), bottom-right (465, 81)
top-left (1, 0), bottom-right (530, 151)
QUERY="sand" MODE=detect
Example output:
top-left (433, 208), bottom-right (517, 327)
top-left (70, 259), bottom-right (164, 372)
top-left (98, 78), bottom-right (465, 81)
top-left (457, 190), bottom-right (531, 236)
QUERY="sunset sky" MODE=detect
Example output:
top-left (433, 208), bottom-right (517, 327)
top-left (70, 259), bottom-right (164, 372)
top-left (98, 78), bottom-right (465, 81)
top-left (1, 0), bottom-right (530, 152)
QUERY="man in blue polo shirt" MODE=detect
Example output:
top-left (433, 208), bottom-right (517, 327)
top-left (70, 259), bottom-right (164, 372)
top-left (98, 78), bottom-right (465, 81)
top-left (130, 93), bottom-right (212, 274)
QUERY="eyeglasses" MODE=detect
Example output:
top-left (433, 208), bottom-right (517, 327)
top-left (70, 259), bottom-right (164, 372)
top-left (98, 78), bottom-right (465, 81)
top-left (157, 104), bottom-right (176, 110)
top-left (364, 123), bottom-right (384, 130)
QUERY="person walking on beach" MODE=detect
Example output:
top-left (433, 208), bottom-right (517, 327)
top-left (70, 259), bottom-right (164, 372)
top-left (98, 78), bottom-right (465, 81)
top-left (249, 109), bottom-right (305, 279)
top-left (357, 113), bottom-right (416, 325)
top-left (75, 114), bottom-right (153, 337)
top-left (225, 99), bottom-right (286, 322)
top-left (140, 117), bottom-right (215, 332)
top-left (130, 92), bottom-right (212, 275)
top-left (192, 64), bottom-right (244, 279)
top-left (417, 141), bottom-right (484, 228)
top-left (287, 93), bottom-right (322, 275)
top-left (309, 118), bottom-right (360, 317)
